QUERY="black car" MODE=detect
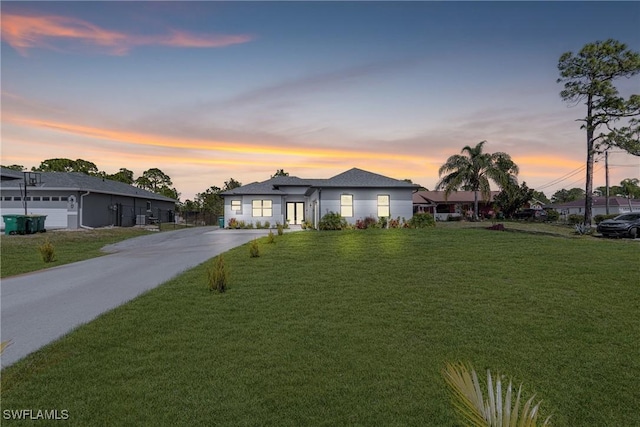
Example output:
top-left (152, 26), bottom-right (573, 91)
top-left (597, 212), bottom-right (640, 238)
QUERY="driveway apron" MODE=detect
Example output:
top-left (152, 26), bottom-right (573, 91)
top-left (1, 227), bottom-right (271, 368)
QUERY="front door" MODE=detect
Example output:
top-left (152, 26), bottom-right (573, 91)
top-left (286, 202), bottom-right (305, 225)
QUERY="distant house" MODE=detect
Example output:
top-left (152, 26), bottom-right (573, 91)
top-left (0, 167), bottom-right (177, 230)
top-left (413, 190), bottom-right (499, 221)
top-left (221, 168), bottom-right (417, 227)
top-left (551, 196), bottom-right (640, 217)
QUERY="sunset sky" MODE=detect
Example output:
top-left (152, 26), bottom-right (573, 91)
top-left (1, 1), bottom-right (639, 201)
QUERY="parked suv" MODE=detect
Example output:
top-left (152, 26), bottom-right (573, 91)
top-left (596, 212), bottom-right (640, 238)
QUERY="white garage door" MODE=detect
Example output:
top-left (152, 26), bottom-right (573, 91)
top-left (0, 208), bottom-right (69, 230)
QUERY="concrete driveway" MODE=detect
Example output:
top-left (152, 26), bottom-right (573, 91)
top-left (1, 227), bottom-right (273, 368)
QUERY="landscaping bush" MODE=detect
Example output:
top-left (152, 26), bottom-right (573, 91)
top-left (545, 209), bottom-right (560, 222)
top-left (388, 217), bottom-right (402, 228)
top-left (267, 230), bottom-right (275, 244)
top-left (208, 255), bottom-right (228, 293)
top-left (255, 221), bottom-right (262, 229)
top-left (355, 216), bottom-right (378, 229)
top-left (567, 214), bottom-right (584, 225)
top-left (277, 224), bottom-right (284, 236)
top-left (249, 239), bottom-right (260, 257)
top-left (408, 212), bottom-right (436, 228)
top-left (38, 239), bottom-right (56, 263)
top-left (594, 214), bottom-right (618, 224)
top-left (227, 218), bottom-right (239, 229)
top-left (318, 212), bottom-right (348, 230)
top-left (264, 221), bottom-right (271, 229)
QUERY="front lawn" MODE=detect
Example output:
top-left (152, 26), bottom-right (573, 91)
top-left (1, 229), bottom-right (638, 426)
top-left (0, 227), bottom-right (153, 278)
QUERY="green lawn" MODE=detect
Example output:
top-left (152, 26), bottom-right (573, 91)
top-left (0, 228), bottom-right (154, 278)
top-left (1, 229), bottom-right (638, 426)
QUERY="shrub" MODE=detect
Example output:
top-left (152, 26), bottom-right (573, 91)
top-left (388, 217), bottom-right (401, 228)
top-left (276, 223), bottom-right (284, 236)
top-left (238, 220), bottom-right (246, 229)
top-left (408, 213), bottom-right (436, 228)
top-left (267, 230), bottom-right (275, 244)
top-left (377, 217), bottom-right (388, 229)
top-left (594, 214), bottom-right (618, 224)
top-left (567, 214), bottom-right (584, 225)
top-left (249, 239), bottom-right (260, 257)
top-left (545, 209), bottom-right (560, 222)
top-left (264, 221), bottom-right (271, 229)
top-left (318, 212), bottom-right (348, 230)
top-left (443, 362), bottom-right (551, 427)
top-left (208, 255), bottom-right (228, 293)
top-left (38, 239), bottom-right (56, 263)
top-left (574, 223), bottom-right (593, 235)
top-left (255, 221), bottom-right (262, 229)
top-left (228, 218), bottom-right (238, 229)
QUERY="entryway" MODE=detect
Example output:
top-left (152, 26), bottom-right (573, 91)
top-left (286, 202), bottom-right (305, 225)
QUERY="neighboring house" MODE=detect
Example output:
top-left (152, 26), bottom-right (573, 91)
top-left (551, 196), bottom-right (640, 218)
top-left (413, 190), bottom-right (499, 221)
top-left (221, 168), bottom-right (417, 227)
top-left (0, 167), bottom-right (177, 230)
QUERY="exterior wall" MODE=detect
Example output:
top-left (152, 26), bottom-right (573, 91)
top-left (82, 193), bottom-right (175, 228)
top-left (0, 189), bottom-right (79, 230)
top-left (317, 188), bottom-right (414, 224)
top-left (223, 195), bottom-right (284, 227)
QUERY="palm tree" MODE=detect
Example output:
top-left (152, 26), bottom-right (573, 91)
top-left (436, 141), bottom-right (519, 220)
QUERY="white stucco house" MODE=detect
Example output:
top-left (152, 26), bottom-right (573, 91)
top-left (221, 168), bottom-right (418, 227)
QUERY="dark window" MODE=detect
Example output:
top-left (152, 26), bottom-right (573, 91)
top-left (61, 196), bottom-right (68, 201)
top-left (25, 197), bottom-right (31, 201)
top-left (3, 196), bottom-right (12, 201)
top-left (32, 196), bottom-right (41, 201)
top-left (51, 196), bottom-right (60, 201)
top-left (42, 197), bottom-right (50, 201)
top-left (146, 201), bottom-right (152, 211)
top-left (13, 197), bottom-right (21, 201)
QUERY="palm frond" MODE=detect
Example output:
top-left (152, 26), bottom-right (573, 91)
top-left (442, 362), bottom-right (552, 427)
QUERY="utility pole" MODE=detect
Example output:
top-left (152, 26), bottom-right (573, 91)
top-left (605, 150), bottom-right (610, 215)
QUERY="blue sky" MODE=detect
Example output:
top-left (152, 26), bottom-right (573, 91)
top-left (1, 1), bottom-right (639, 200)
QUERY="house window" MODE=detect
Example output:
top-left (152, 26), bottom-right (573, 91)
top-left (32, 196), bottom-right (41, 201)
top-left (51, 196), bottom-right (60, 201)
top-left (146, 201), bottom-right (152, 212)
top-left (14, 197), bottom-right (22, 201)
top-left (42, 196), bottom-right (50, 201)
top-left (61, 196), bottom-right (68, 201)
top-left (252, 200), bottom-right (272, 217)
top-left (377, 195), bottom-right (390, 217)
top-left (340, 194), bottom-right (353, 217)
top-left (3, 196), bottom-right (12, 201)
top-left (231, 200), bottom-right (242, 213)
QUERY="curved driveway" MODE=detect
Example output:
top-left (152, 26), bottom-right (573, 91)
top-left (1, 227), bottom-right (272, 368)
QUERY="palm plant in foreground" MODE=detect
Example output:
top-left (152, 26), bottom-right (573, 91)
top-left (443, 362), bottom-right (551, 427)
top-left (436, 141), bottom-right (519, 220)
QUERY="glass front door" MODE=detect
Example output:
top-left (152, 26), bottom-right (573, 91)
top-left (286, 202), bottom-right (305, 225)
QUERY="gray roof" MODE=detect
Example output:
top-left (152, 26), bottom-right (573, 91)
top-left (0, 167), bottom-right (176, 202)
top-left (221, 167), bottom-right (417, 196)
top-left (321, 168), bottom-right (417, 188)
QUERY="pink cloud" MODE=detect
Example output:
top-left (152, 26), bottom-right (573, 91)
top-left (1, 13), bottom-right (254, 56)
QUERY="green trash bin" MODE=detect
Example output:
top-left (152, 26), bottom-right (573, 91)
top-left (30, 215), bottom-right (47, 233)
top-left (2, 214), bottom-right (25, 235)
top-left (218, 216), bottom-right (225, 228)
